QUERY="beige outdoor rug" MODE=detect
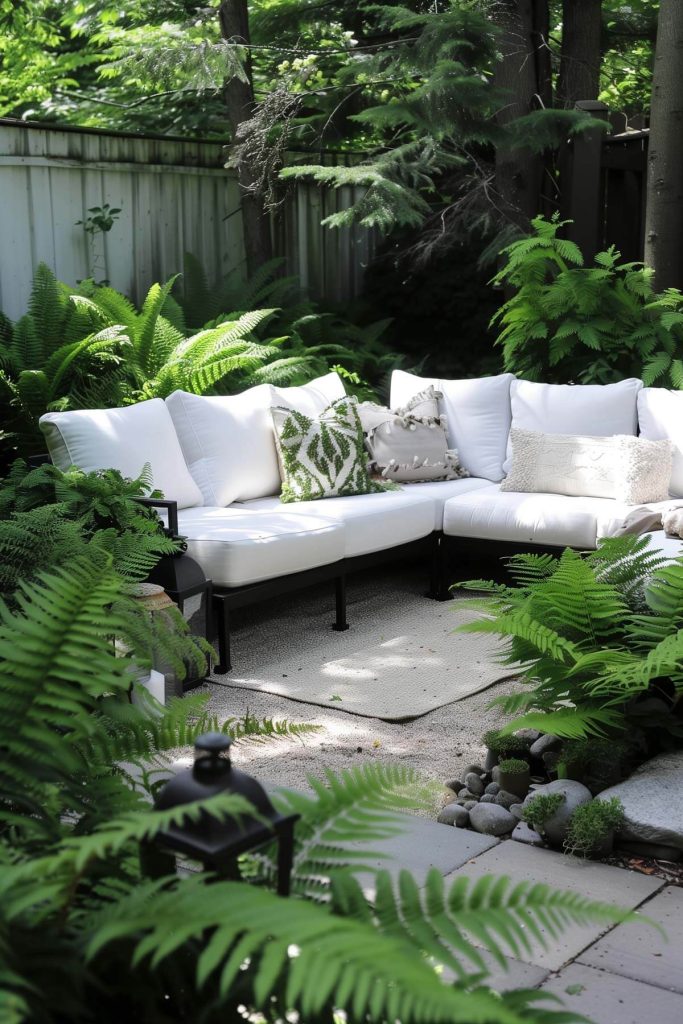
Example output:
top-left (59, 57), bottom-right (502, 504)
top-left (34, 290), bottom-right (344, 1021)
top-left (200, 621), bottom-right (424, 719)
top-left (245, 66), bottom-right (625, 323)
top-left (207, 567), bottom-right (516, 722)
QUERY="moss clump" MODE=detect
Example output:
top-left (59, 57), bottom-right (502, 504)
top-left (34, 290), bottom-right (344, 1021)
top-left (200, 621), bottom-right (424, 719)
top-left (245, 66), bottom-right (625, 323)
top-left (498, 758), bottom-right (529, 775)
top-left (564, 798), bottom-right (625, 858)
top-left (559, 737), bottom-right (633, 791)
top-left (523, 792), bottom-right (565, 833)
top-left (483, 730), bottom-right (531, 759)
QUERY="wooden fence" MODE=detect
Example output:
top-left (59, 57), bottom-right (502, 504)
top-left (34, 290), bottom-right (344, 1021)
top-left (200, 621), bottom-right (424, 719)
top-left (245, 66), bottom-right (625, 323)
top-left (0, 119), bottom-right (375, 322)
top-left (562, 101), bottom-right (649, 264)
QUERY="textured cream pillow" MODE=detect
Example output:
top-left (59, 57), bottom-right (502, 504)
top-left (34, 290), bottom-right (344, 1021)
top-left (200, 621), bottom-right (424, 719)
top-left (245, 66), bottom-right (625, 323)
top-left (502, 428), bottom-right (673, 503)
top-left (357, 386), bottom-right (469, 483)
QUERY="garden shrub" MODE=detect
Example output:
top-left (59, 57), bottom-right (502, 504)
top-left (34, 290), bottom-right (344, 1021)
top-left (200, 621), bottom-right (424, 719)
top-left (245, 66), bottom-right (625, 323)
top-left (492, 214), bottom-right (683, 387)
top-left (0, 258), bottom-right (403, 464)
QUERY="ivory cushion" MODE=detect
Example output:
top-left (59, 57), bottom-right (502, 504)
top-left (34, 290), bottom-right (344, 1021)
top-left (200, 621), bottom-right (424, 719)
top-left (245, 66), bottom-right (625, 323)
top-left (40, 399), bottom-right (203, 509)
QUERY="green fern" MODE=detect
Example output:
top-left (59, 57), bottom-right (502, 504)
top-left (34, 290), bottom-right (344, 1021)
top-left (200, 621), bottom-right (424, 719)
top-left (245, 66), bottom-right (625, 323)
top-left (457, 536), bottom-right (683, 741)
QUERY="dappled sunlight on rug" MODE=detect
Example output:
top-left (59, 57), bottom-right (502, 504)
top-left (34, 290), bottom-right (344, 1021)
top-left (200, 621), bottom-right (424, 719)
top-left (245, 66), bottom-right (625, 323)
top-left (209, 588), bottom-right (515, 721)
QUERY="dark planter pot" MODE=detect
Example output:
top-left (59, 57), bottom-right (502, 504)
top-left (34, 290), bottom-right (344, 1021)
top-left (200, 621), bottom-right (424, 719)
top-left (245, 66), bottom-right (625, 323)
top-left (484, 748), bottom-right (498, 772)
top-left (498, 768), bottom-right (530, 800)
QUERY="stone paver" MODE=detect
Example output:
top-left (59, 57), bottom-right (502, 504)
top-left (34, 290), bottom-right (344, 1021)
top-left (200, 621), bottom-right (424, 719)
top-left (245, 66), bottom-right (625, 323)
top-left (579, 886), bottom-right (683, 994)
top-left (475, 953), bottom-right (549, 993)
top-left (539, 963), bottom-right (683, 1024)
top-left (349, 812), bottom-right (498, 891)
top-left (443, 840), bottom-right (662, 970)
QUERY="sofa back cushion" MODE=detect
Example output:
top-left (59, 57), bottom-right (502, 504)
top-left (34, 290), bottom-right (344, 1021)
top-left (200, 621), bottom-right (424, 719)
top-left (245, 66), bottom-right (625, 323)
top-left (504, 378), bottom-right (642, 474)
top-left (166, 372), bottom-right (345, 507)
top-left (637, 387), bottom-right (683, 496)
top-left (390, 369), bottom-right (514, 481)
top-left (39, 399), bottom-right (203, 509)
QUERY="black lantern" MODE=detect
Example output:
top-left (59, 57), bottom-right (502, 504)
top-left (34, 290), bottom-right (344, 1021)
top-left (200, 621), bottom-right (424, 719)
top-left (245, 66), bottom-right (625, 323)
top-left (143, 733), bottom-right (299, 896)
top-left (138, 497), bottom-right (214, 690)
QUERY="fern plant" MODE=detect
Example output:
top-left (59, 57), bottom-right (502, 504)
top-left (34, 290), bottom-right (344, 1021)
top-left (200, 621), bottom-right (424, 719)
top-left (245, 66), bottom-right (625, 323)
top-left (0, 263), bottom-right (130, 457)
top-left (0, 259), bottom-right (403, 462)
top-left (0, 460), bottom-right (177, 598)
top-left (457, 534), bottom-right (683, 742)
top-left (492, 214), bottom-right (683, 385)
top-left (0, 541), bottom-right (639, 1021)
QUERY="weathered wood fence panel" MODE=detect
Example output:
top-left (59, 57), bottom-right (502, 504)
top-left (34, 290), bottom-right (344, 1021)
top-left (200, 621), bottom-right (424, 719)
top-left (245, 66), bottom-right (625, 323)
top-left (562, 103), bottom-right (649, 264)
top-left (0, 120), bottom-right (375, 322)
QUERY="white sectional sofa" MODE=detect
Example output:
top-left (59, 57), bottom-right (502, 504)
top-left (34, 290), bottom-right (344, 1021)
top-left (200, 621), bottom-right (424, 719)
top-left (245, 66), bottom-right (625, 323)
top-left (39, 369), bottom-right (683, 673)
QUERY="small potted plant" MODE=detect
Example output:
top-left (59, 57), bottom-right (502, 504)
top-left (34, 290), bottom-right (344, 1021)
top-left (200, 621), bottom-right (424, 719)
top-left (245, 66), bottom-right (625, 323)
top-left (563, 798), bottom-right (625, 859)
top-left (497, 757), bottom-right (531, 799)
top-left (482, 730), bottom-right (532, 771)
top-left (522, 792), bottom-right (565, 843)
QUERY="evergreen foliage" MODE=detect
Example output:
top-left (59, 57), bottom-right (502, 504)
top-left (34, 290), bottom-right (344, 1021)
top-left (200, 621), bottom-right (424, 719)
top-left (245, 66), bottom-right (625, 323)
top-left (457, 534), bottom-right (683, 742)
top-left (0, 461), bottom-right (175, 598)
top-left (492, 215), bottom-right (683, 385)
top-left (0, 495), bottom-right (639, 1021)
top-left (0, 556), bottom-right (636, 1022)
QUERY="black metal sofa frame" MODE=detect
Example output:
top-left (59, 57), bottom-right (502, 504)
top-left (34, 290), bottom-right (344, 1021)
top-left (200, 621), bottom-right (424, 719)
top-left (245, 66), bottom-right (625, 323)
top-left (138, 496), bottom-right (447, 674)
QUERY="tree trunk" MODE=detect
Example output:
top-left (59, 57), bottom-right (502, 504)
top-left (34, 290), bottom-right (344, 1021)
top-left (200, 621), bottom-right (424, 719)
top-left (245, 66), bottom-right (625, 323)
top-left (494, 0), bottom-right (544, 228)
top-left (557, 0), bottom-right (602, 107)
top-left (219, 0), bottom-right (273, 275)
top-left (644, 0), bottom-right (683, 291)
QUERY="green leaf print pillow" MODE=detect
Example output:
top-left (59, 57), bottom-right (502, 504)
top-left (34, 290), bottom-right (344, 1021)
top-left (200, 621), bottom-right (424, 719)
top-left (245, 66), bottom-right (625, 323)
top-left (271, 395), bottom-right (386, 502)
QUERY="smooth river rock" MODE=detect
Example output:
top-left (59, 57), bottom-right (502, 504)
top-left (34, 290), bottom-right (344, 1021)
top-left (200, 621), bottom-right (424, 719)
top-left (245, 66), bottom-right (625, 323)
top-left (437, 802), bottom-right (470, 827)
top-left (469, 803), bottom-right (516, 836)
top-left (597, 750), bottom-right (683, 851)
top-left (529, 733), bottom-right (562, 758)
top-left (522, 779), bottom-right (592, 846)
top-left (465, 772), bottom-right (485, 796)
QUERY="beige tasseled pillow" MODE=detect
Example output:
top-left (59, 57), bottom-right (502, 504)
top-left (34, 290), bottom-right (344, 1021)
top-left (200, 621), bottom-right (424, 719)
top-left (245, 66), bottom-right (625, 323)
top-left (357, 386), bottom-right (469, 484)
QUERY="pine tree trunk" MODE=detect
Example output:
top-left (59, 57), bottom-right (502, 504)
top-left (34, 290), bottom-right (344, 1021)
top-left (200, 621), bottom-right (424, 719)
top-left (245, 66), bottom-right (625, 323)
top-left (494, 0), bottom-right (544, 228)
top-left (644, 0), bottom-right (683, 291)
top-left (557, 0), bottom-right (602, 107)
top-left (219, 0), bottom-right (273, 275)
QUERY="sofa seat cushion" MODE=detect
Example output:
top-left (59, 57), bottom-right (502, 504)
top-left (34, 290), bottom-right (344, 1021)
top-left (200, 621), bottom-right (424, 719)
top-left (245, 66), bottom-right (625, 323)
top-left (237, 489), bottom-right (436, 558)
top-left (442, 485), bottom-right (672, 549)
top-left (40, 399), bottom-right (203, 509)
top-left (642, 529), bottom-right (683, 562)
top-left (390, 369), bottom-right (514, 482)
top-left (175, 506), bottom-right (345, 587)
top-left (395, 477), bottom-right (493, 530)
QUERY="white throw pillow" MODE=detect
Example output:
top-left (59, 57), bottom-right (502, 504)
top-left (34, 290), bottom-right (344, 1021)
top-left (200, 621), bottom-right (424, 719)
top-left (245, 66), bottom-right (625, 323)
top-left (166, 372), bottom-right (346, 507)
top-left (39, 399), bottom-right (203, 509)
top-left (637, 388), bottom-right (683, 497)
top-left (501, 428), bottom-right (673, 503)
top-left (505, 378), bottom-right (642, 474)
top-left (390, 369), bottom-right (514, 481)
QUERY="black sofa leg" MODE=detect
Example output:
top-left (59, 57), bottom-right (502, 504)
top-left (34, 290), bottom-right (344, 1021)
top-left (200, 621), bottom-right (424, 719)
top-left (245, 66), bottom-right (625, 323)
top-left (333, 574), bottom-right (349, 631)
top-left (214, 599), bottom-right (232, 674)
top-left (429, 532), bottom-right (450, 602)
